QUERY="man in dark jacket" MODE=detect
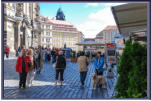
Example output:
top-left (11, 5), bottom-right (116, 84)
top-left (55, 51), bottom-right (66, 86)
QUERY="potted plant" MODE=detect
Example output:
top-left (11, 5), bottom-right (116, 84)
top-left (107, 68), bottom-right (114, 78)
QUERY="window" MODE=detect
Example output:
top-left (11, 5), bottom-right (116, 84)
top-left (42, 38), bottom-right (45, 42)
top-left (42, 25), bottom-right (44, 28)
top-left (46, 38), bottom-right (50, 42)
top-left (46, 32), bottom-right (50, 36)
top-left (105, 32), bottom-right (106, 40)
top-left (46, 25), bottom-right (50, 29)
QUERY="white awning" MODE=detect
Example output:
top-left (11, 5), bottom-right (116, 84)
top-left (76, 41), bottom-right (105, 46)
top-left (111, 3), bottom-right (147, 37)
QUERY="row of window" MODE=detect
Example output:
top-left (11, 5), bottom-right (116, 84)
top-left (42, 32), bottom-right (52, 36)
top-left (104, 30), bottom-right (118, 42)
top-left (41, 25), bottom-right (51, 29)
top-left (54, 24), bottom-right (72, 28)
top-left (53, 42), bottom-right (75, 46)
top-left (54, 33), bottom-right (77, 37)
top-left (42, 38), bottom-right (51, 42)
top-left (53, 37), bottom-right (76, 41)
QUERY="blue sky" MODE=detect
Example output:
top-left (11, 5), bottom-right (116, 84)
top-left (40, 3), bottom-right (126, 38)
top-left (40, 3), bottom-right (106, 25)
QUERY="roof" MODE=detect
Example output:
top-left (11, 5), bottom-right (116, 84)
top-left (49, 19), bottom-right (72, 25)
top-left (103, 26), bottom-right (117, 31)
top-left (76, 41), bottom-right (105, 46)
top-left (96, 31), bottom-right (103, 37)
top-left (84, 38), bottom-right (95, 42)
top-left (111, 3), bottom-right (147, 36)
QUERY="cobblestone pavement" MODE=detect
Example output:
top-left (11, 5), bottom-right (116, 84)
top-left (3, 59), bottom-right (118, 99)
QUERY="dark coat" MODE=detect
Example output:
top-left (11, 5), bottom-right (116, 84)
top-left (56, 55), bottom-right (66, 70)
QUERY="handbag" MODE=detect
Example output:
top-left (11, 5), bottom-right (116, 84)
top-left (52, 62), bottom-right (56, 69)
top-left (52, 56), bottom-right (58, 69)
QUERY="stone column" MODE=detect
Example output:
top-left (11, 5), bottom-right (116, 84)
top-left (14, 21), bottom-right (21, 51)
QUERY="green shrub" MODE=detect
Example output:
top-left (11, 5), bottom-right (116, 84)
top-left (114, 40), bottom-right (147, 98)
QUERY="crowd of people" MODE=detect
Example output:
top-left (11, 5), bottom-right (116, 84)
top-left (15, 45), bottom-right (105, 89)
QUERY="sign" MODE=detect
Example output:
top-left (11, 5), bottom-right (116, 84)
top-left (106, 43), bottom-right (115, 48)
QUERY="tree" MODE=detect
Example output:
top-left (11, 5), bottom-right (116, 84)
top-left (115, 40), bottom-right (133, 98)
top-left (115, 40), bottom-right (147, 98)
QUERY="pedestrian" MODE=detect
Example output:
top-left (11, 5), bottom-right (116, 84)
top-left (55, 51), bottom-right (66, 86)
top-left (16, 49), bottom-right (31, 89)
top-left (17, 47), bottom-right (21, 56)
top-left (44, 48), bottom-right (48, 62)
top-left (4, 45), bottom-right (10, 58)
top-left (26, 49), bottom-right (37, 87)
top-left (47, 49), bottom-right (51, 62)
top-left (94, 51), bottom-right (104, 76)
top-left (57, 48), bottom-right (59, 56)
top-left (51, 49), bottom-right (56, 63)
top-left (37, 46), bottom-right (44, 74)
top-left (77, 51), bottom-right (89, 88)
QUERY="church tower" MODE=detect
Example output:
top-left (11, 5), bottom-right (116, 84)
top-left (56, 7), bottom-right (65, 21)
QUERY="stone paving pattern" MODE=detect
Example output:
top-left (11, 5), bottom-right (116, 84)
top-left (3, 59), bottom-right (118, 99)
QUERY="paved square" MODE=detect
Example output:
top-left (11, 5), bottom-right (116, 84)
top-left (3, 59), bottom-right (118, 99)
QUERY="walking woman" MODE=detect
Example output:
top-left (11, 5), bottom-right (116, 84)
top-left (55, 51), bottom-right (66, 86)
top-left (77, 51), bottom-right (89, 88)
top-left (16, 49), bottom-right (31, 89)
top-left (26, 49), bottom-right (37, 87)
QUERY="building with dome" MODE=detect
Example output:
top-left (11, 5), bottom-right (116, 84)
top-left (40, 7), bottom-right (84, 51)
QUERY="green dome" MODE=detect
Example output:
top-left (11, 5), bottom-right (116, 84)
top-left (57, 7), bottom-right (63, 13)
top-left (56, 7), bottom-right (65, 21)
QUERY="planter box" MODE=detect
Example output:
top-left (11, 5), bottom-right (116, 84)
top-left (71, 58), bottom-right (77, 62)
top-left (107, 72), bottom-right (114, 78)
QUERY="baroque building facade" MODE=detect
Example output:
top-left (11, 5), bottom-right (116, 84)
top-left (4, 3), bottom-right (42, 56)
top-left (40, 15), bottom-right (53, 49)
top-left (40, 7), bottom-right (83, 52)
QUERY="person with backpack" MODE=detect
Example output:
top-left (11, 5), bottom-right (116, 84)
top-left (94, 51), bottom-right (104, 76)
top-left (77, 51), bottom-right (89, 88)
top-left (55, 51), bottom-right (66, 86)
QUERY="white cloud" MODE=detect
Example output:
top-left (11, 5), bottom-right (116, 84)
top-left (103, 3), bottom-right (127, 7)
top-left (76, 7), bottom-right (116, 38)
top-left (85, 3), bottom-right (99, 7)
top-left (76, 21), bottom-right (105, 38)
